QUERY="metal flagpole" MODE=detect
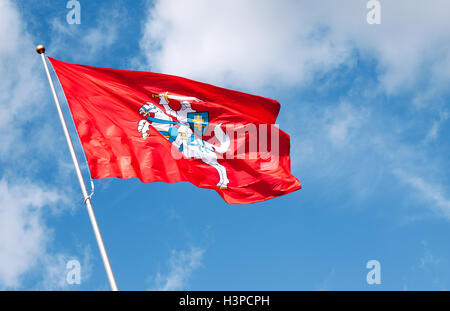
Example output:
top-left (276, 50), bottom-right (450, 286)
top-left (36, 45), bottom-right (119, 291)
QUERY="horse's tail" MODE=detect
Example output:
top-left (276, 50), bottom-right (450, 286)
top-left (213, 123), bottom-right (230, 154)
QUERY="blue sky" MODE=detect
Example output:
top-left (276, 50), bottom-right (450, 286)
top-left (1, 0), bottom-right (450, 290)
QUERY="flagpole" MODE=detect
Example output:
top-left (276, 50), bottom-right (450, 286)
top-left (36, 45), bottom-right (119, 291)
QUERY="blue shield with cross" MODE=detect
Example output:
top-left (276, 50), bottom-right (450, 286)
top-left (188, 112), bottom-right (209, 137)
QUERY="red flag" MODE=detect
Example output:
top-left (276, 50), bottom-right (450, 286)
top-left (49, 57), bottom-right (301, 204)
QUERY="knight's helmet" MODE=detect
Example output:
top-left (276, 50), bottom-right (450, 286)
top-left (180, 100), bottom-right (192, 110)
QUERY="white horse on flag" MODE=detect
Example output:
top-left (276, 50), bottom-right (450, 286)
top-left (137, 92), bottom-right (230, 189)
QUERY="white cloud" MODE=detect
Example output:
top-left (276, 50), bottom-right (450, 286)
top-left (140, 0), bottom-right (450, 94)
top-left (0, 0), bottom-right (44, 159)
top-left (321, 0), bottom-right (450, 94)
top-left (152, 247), bottom-right (205, 291)
top-left (0, 179), bottom-right (60, 288)
top-left (140, 0), bottom-right (351, 90)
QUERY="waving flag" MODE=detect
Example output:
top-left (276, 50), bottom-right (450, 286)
top-left (49, 57), bottom-right (301, 204)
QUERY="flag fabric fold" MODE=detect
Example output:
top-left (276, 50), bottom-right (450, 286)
top-left (49, 57), bottom-right (301, 204)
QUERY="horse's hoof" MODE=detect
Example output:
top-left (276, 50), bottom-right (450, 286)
top-left (219, 185), bottom-right (228, 190)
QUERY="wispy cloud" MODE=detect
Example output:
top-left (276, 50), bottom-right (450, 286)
top-left (289, 101), bottom-right (372, 180)
top-left (288, 95), bottom-right (450, 222)
top-left (424, 111), bottom-right (449, 142)
top-left (419, 241), bottom-right (441, 269)
top-left (394, 170), bottom-right (450, 219)
top-left (151, 247), bottom-right (205, 291)
top-left (325, 102), bottom-right (368, 147)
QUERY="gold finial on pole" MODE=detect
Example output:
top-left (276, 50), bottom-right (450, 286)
top-left (36, 45), bottom-right (45, 54)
